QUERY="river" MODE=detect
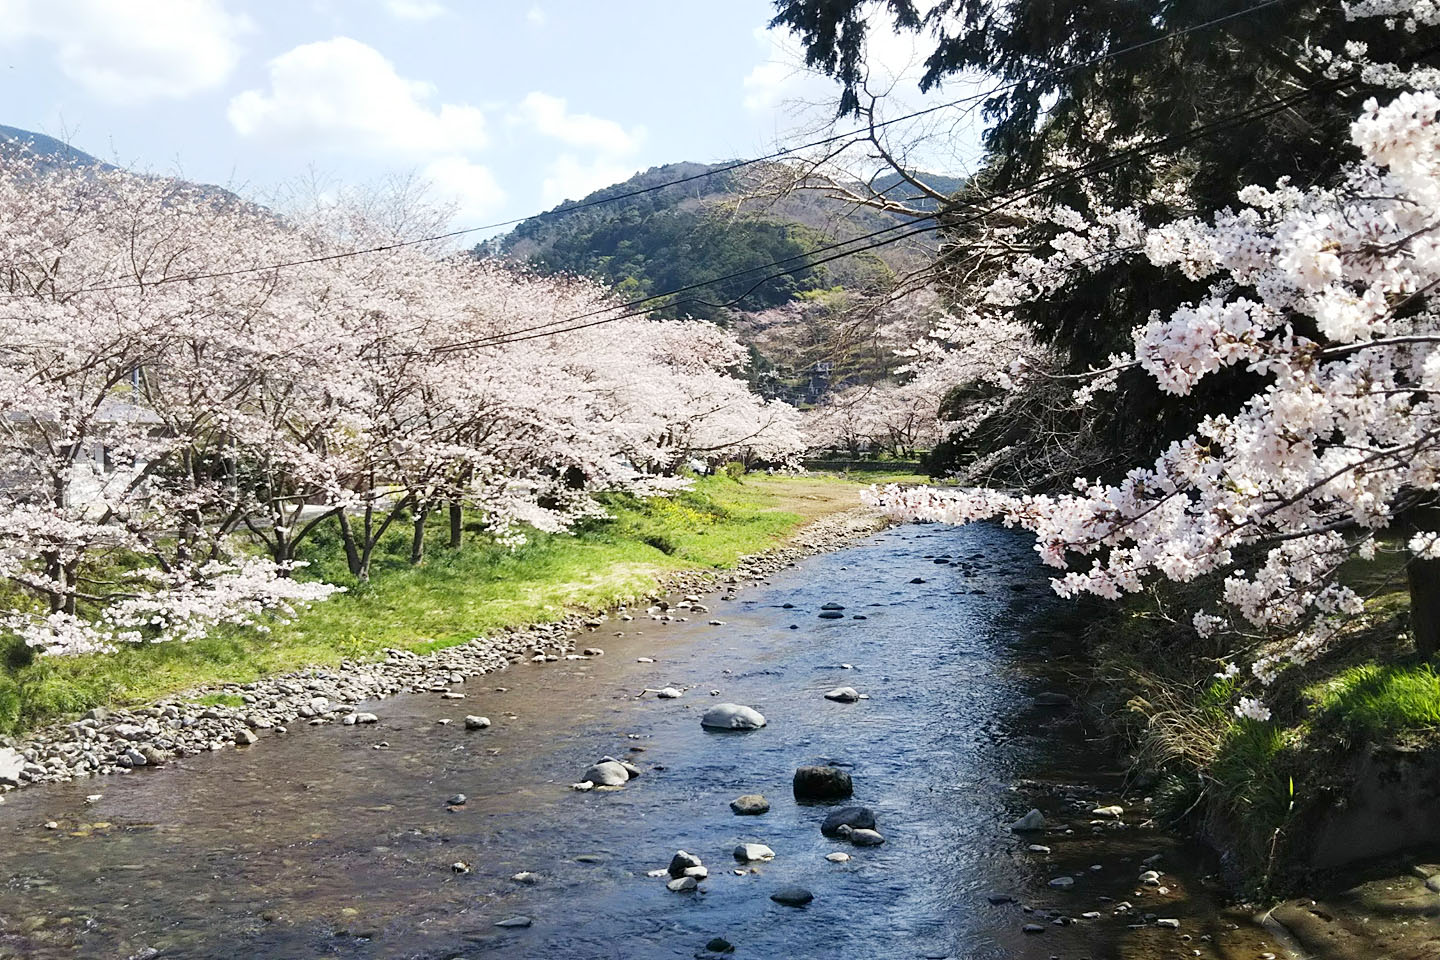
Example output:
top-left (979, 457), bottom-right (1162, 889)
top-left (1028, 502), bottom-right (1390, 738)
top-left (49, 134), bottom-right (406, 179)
top-left (0, 523), bottom-right (1291, 959)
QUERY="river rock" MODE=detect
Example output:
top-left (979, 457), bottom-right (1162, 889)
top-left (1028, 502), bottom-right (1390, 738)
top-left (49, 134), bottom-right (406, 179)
top-left (1093, 804), bottom-right (1124, 818)
top-left (820, 602), bottom-right (845, 610)
top-left (730, 794), bottom-right (770, 815)
top-left (820, 806), bottom-right (876, 837)
top-left (793, 765), bottom-right (852, 801)
top-left (667, 876), bottom-right (698, 892)
top-left (1008, 809), bottom-right (1045, 832)
top-left (770, 886), bottom-right (813, 906)
top-left (823, 687), bottom-right (860, 703)
top-left (582, 761), bottom-right (630, 787)
top-left (511, 872), bottom-right (540, 885)
top-left (464, 715), bottom-right (491, 730)
top-left (734, 843), bottom-right (775, 862)
top-left (494, 916), bottom-right (532, 928)
top-left (668, 850), bottom-right (703, 877)
top-left (1048, 876), bottom-right (1075, 888)
top-left (826, 851), bottom-right (850, 862)
top-left (0, 748), bottom-right (24, 786)
top-left (818, 611), bottom-right (845, 619)
top-left (847, 828), bottom-right (885, 846)
top-left (447, 793), bottom-right (467, 806)
top-left (655, 687), bottom-right (683, 699)
top-left (705, 937), bottom-right (735, 953)
top-left (700, 703), bottom-right (766, 731)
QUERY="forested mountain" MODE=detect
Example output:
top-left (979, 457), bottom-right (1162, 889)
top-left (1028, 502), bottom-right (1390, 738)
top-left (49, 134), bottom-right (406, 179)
top-left (486, 161), bottom-right (964, 322)
top-left (0, 124), bottom-right (106, 169)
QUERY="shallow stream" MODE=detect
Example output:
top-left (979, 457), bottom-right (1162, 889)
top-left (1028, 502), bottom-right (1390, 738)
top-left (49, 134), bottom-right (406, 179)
top-left (0, 524), bottom-right (1291, 959)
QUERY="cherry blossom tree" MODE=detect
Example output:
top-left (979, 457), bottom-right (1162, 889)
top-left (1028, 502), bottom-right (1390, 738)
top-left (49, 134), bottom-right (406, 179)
top-left (869, 6), bottom-right (1440, 713)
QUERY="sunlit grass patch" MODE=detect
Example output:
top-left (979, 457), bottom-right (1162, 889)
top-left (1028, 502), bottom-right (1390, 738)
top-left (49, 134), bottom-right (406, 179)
top-left (1313, 662), bottom-right (1440, 738)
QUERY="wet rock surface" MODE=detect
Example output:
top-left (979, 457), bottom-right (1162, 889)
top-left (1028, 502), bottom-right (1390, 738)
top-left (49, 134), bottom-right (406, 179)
top-left (0, 520), bottom-right (1287, 960)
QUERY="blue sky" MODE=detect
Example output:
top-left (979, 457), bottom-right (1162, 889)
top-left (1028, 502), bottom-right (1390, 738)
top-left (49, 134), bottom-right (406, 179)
top-left (0, 1), bottom-right (982, 236)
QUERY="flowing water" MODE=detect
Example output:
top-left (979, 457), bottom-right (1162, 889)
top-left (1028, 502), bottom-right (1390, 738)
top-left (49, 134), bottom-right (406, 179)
top-left (0, 524), bottom-right (1291, 959)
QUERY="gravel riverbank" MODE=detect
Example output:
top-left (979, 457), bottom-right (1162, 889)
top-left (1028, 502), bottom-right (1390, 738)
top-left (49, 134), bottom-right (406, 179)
top-left (0, 508), bottom-right (888, 797)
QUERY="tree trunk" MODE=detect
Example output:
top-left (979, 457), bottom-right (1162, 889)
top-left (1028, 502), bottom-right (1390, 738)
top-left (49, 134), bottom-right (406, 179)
top-left (410, 505), bottom-right (428, 565)
top-left (1410, 505), bottom-right (1440, 659)
top-left (448, 501), bottom-right (463, 549)
top-left (336, 512), bottom-right (363, 579)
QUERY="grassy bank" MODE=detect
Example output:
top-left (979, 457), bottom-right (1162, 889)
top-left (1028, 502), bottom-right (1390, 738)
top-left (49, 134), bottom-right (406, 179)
top-left (1086, 545), bottom-right (1440, 893)
top-left (0, 472), bottom-right (908, 737)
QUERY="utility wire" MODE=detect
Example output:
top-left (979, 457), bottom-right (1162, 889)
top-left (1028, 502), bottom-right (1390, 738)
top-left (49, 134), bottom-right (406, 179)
top-left (431, 72), bottom-right (1349, 353)
top-left (2, 0), bottom-right (1294, 301)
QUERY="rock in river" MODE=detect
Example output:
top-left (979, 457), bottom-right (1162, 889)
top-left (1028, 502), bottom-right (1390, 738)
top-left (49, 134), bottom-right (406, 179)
top-left (1008, 808), bottom-right (1045, 832)
top-left (667, 876), bottom-right (698, 892)
top-left (700, 703), bottom-right (766, 731)
top-left (494, 916), bottom-right (532, 929)
top-left (820, 602), bottom-right (845, 610)
top-left (582, 761), bottom-right (630, 787)
top-left (668, 851), bottom-right (703, 878)
top-left (730, 794), bottom-right (770, 816)
top-left (770, 886), bottom-right (814, 907)
top-left (818, 611), bottom-right (846, 620)
top-left (793, 765), bottom-right (853, 802)
top-left (464, 715), bottom-right (491, 730)
top-left (820, 806), bottom-right (876, 837)
top-left (823, 687), bottom-right (860, 703)
top-left (733, 843), bottom-right (775, 862)
top-left (847, 828), bottom-right (885, 846)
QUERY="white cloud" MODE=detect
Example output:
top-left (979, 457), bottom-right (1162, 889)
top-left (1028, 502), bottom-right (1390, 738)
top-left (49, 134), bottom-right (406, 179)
top-left (0, 0), bottom-right (251, 103)
top-left (228, 37), bottom-right (488, 156)
top-left (540, 155), bottom-right (638, 207)
top-left (383, 0), bottom-right (445, 21)
top-left (515, 92), bottom-right (642, 156)
top-left (525, 4), bottom-right (546, 27)
top-left (423, 155), bottom-right (506, 222)
top-left (742, 23), bottom-right (929, 113)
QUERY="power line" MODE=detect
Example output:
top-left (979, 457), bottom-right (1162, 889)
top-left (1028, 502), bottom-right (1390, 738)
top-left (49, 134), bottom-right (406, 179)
top-left (431, 71), bottom-right (1347, 354)
top-left (2, 0), bottom-right (1294, 302)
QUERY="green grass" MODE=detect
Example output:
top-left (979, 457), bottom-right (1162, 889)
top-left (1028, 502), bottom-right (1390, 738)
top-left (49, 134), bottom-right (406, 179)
top-left (0, 473), bottom-right (871, 736)
top-left (1313, 662), bottom-right (1440, 738)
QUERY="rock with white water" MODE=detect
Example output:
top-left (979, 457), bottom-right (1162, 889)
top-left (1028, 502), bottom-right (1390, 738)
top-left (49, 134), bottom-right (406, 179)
top-left (823, 687), bottom-right (860, 703)
top-left (464, 715), bottom-right (491, 730)
top-left (770, 886), bottom-right (813, 906)
top-left (1008, 809), bottom-right (1045, 832)
top-left (582, 760), bottom-right (630, 787)
top-left (792, 765), bottom-right (852, 802)
top-left (700, 703), bottom-right (766, 731)
top-left (820, 806), bottom-right (876, 837)
top-left (730, 794), bottom-right (770, 816)
top-left (733, 843), bottom-right (775, 862)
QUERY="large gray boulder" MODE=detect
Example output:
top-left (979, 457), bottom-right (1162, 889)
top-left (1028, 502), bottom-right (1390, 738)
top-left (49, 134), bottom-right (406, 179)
top-left (820, 806), bottom-right (876, 837)
top-left (793, 765), bottom-right (853, 802)
top-left (582, 760), bottom-right (631, 787)
top-left (701, 703), bottom-right (766, 731)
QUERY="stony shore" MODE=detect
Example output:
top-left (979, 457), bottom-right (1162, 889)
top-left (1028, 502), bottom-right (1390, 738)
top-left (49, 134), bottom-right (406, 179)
top-left (0, 508), bottom-right (889, 797)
